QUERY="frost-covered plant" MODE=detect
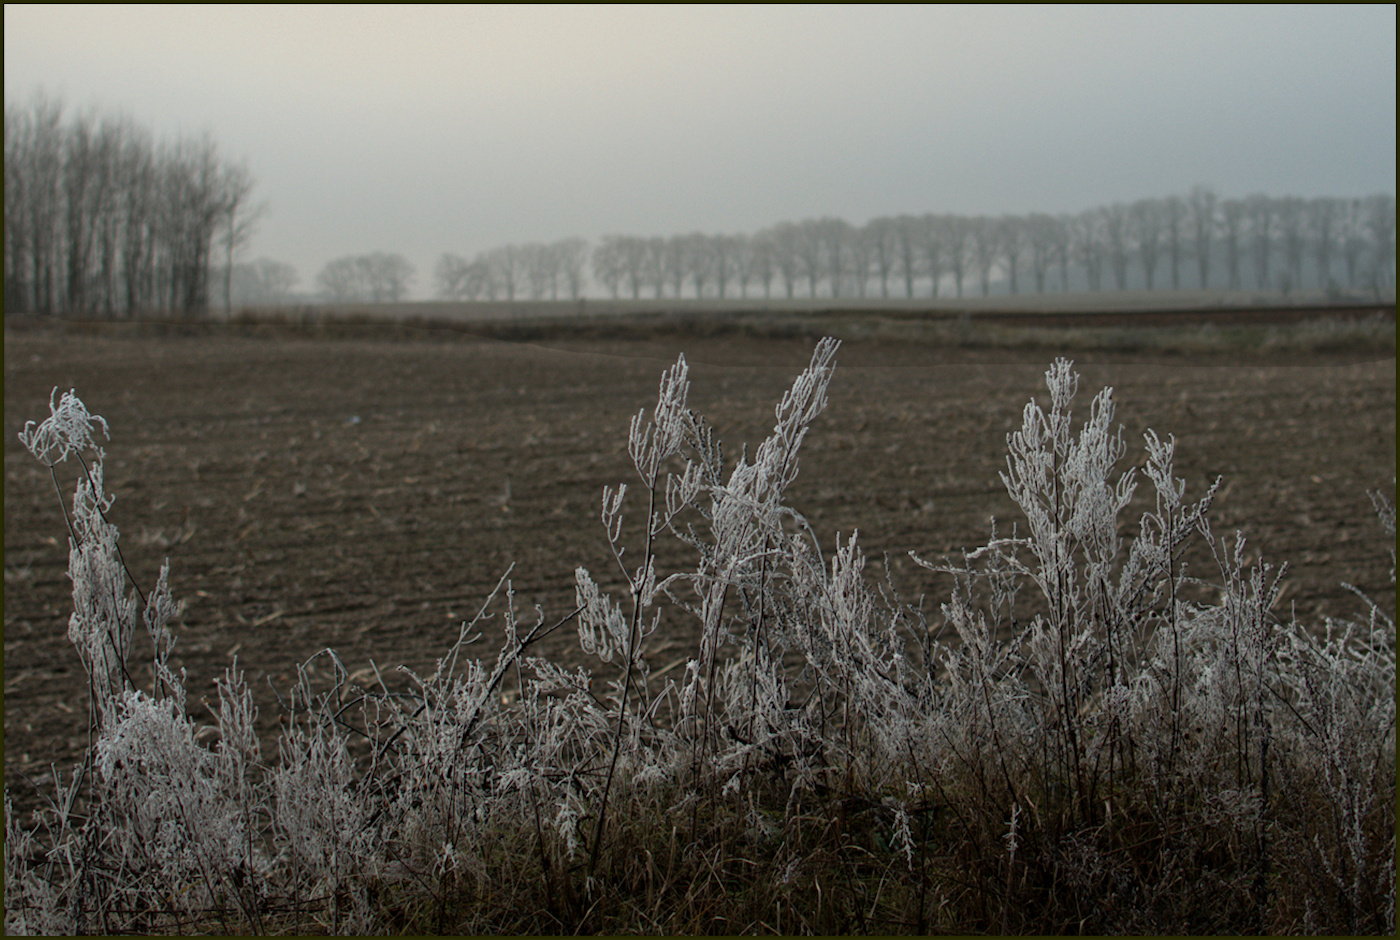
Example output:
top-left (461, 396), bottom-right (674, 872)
top-left (1269, 491), bottom-right (1396, 934)
top-left (910, 360), bottom-right (1218, 828)
top-left (575, 338), bottom-right (912, 802)
top-left (6, 351), bottom-right (1393, 935)
top-left (9, 389), bottom-right (270, 934)
top-left (4, 792), bottom-right (68, 937)
top-left (95, 667), bottom-right (267, 930)
top-left (905, 358), bottom-right (1393, 931)
top-left (17, 386), bottom-right (109, 468)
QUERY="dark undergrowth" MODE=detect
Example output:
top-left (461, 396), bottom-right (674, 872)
top-left (3, 302), bottom-right (1395, 359)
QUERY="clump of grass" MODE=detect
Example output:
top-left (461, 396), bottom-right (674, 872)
top-left (5, 345), bottom-right (1394, 934)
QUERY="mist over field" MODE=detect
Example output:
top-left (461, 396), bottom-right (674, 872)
top-left (5, 5), bottom-right (1394, 305)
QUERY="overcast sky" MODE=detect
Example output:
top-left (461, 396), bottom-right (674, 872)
top-left (6, 4), bottom-right (1395, 299)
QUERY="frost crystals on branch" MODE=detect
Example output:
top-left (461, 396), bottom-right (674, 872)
top-left (18, 387), bottom-right (109, 467)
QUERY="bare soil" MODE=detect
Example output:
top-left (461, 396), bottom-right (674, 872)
top-left (5, 324), bottom-right (1394, 818)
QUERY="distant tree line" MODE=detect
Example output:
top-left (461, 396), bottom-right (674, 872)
top-left (316, 252), bottom-right (416, 303)
top-left (18, 86), bottom-right (1381, 313)
top-left (4, 93), bottom-right (259, 317)
top-left (432, 238), bottom-right (590, 301)
top-left (441, 188), bottom-right (1395, 303)
top-left (214, 257), bottom-right (301, 308)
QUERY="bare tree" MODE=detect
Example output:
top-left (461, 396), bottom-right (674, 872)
top-left (547, 242), bottom-right (565, 299)
top-left (1275, 196), bottom-right (1306, 292)
top-left (729, 233), bottom-right (754, 298)
top-left (531, 241), bottom-right (572, 299)
top-left (1338, 198), bottom-right (1367, 289)
top-left (554, 237), bottom-right (589, 300)
top-left (712, 233), bottom-right (743, 299)
top-left (435, 252), bottom-right (471, 299)
top-left (918, 214), bottom-right (944, 298)
top-left (521, 242), bottom-right (554, 299)
top-left (1244, 194), bottom-right (1275, 290)
top-left (1002, 215), bottom-right (1024, 294)
top-left (61, 109), bottom-right (100, 312)
top-left (317, 255), bottom-right (364, 302)
top-left (370, 252), bottom-right (414, 301)
top-left (1161, 194), bottom-right (1186, 289)
top-left (620, 236), bottom-right (647, 299)
top-left (998, 214), bottom-right (1025, 294)
top-left (761, 223), bottom-right (798, 299)
top-left (1129, 198), bottom-right (1163, 289)
top-left (218, 163), bottom-right (263, 314)
top-left (812, 217), bottom-right (849, 298)
top-left (942, 215), bottom-right (971, 298)
top-left (1102, 203), bottom-right (1130, 290)
top-left (893, 215), bottom-right (922, 298)
top-left (5, 99), bottom-right (38, 311)
top-left (15, 93), bottom-right (64, 313)
top-left (1220, 197), bottom-right (1245, 290)
top-left (488, 244), bottom-right (522, 300)
top-left (1051, 214), bottom-right (1072, 291)
top-left (317, 252), bottom-right (412, 302)
top-left (165, 133), bottom-right (235, 314)
top-left (465, 253), bottom-right (493, 299)
top-left (1186, 185), bottom-right (1216, 289)
top-left (90, 116), bottom-right (126, 315)
top-left (257, 258), bottom-right (299, 303)
top-left (117, 123), bottom-right (157, 315)
top-left (1025, 213), bottom-right (1056, 294)
top-left (691, 234), bottom-right (716, 299)
top-left (969, 216), bottom-right (1000, 297)
top-left (227, 257), bottom-right (298, 306)
top-left (592, 237), bottom-right (625, 299)
top-left (793, 219), bottom-right (823, 298)
top-left (1363, 192), bottom-right (1395, 290)
top-left (1073, 210), bottom-right (1106, 291)
top-left (865, 217), bottom-right (897, 298)
top-left (663, 234), bottom-right (689, 298)
top-left (846, 222), bottom-right (873, 298)
top-left (681, 232), bottom-right (714, 299)
top-left (641, 236), bottom-right (666, 298)
top-left (746, 232), bottom-right (776, 299)
top-left (33, 96), bottom-right (65, 313)
top-left (1306, 197), bottom-right (1341, 291)
top-left (4, 102), bottom-right (29, 311)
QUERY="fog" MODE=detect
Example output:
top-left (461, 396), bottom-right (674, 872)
top-left (5, 4), bottom-right (1395, 299)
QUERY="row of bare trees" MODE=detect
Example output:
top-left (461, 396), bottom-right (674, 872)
top-left (216, 257), bottom-right (300, 308)
top-left (316, 252), bottom-right (415, 303)
top-left (442, 189), bottom-right (1394, 302)
top-left (4, 93), bottom-right (260, 317)
top-left (433, 238), bottom-right (589, 302)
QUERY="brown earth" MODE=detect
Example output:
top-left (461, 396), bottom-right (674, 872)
top-left (4, 324), bottom-right (1395, 819)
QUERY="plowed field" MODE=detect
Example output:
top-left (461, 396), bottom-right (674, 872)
top-left (5, 324), bottom-right (1394, 817)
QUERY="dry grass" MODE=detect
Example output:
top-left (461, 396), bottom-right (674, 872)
top-left (4, 299), bottom-right (1394, 358)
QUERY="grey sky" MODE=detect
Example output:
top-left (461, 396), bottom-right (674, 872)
top-left (6, 4), bottom-right (1395, 299)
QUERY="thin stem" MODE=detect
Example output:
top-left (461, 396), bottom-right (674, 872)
top-left (590, 479), bottom-right (658, 879)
